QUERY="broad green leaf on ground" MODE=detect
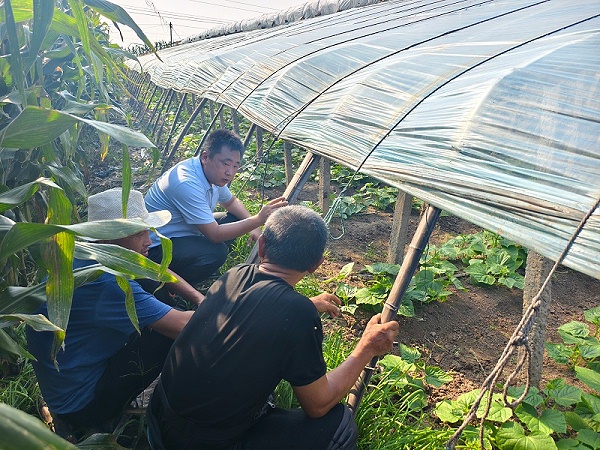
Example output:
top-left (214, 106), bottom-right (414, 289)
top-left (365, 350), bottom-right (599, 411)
top-left (475, 394), bottom-right (513, 423)
top-left (435, 399), bottom-right (465, 423)
top-left (515, 403), bottom-right (567, 435)
top-left (574, 366), bottom-right (599, 392)
top-left (555, 439), bottom-right (581, 450)
top-left (565, 411), bottom-right (592, 432)
top-left (544, 379), bottom-right (583, 407)
top-left (584, 306), bottom-right (599, 327)
top-left (558, 322), bottom-right (592, 345)
top-left (545, 342), bottom-right (573, 365)
top-left (379, 354), bottom-right (410, 371)
top-left (0, 403), bottom-right (77, 449)
top-left (576, 429), bottom-right (599, 449)
top-left (398, 343), bottom-right (421, 363)
top-left (425, 365), bottom-right (453, 388)
top-left (578, 343), bottom-right (599, 360)
top-left (0, 106), bottom-right (155, 148)
top-left (495, 422), bottom-right (558, 450)
top-left (507, 386), bottom-right (544, 407)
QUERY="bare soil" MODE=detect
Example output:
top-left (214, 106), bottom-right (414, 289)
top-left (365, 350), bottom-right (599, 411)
top-left (308, 196), bottom-right (599, 400)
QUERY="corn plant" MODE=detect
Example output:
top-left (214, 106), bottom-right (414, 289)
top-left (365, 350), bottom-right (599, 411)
top-left (0, 2), bottom-right (173, 445)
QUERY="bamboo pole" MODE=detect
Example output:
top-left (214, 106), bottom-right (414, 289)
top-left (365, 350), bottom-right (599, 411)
top-left (149, 89), bottom-right (173, 135)
top-left (347, 205), bottom-right (442, 415)
top-left (145, 87), bottom-right (166, 130)
top-left (245, 151), bottom-right (321, 264)
top-left (194, 103), bottom-right (225, 157)
top-left (161, 98), bottom-right (208, 172)
top-left (154, 90), bottom-right (176, 141)
top-left (160, 93), bottom-right (188, 157)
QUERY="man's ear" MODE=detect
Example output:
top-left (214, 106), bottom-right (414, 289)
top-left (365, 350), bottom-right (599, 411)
top-left (257, 234), bottom-right (266, 259)
top-left (307, 255), bottom-right (325, 274)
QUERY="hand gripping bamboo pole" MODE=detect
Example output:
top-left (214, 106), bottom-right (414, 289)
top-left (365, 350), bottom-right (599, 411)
top-left (347, 204), bottom-right (442, 415)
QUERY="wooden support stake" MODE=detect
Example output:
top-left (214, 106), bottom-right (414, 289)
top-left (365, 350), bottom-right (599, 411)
top-left (521, 251), bottom-right (553, 388)
top-left (245, 151), bottom-right (321, 264)
top-left (347, 205), bottom-right (442, 415)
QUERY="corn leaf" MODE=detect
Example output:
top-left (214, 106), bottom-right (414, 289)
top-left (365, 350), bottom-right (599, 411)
top-left (0, 105), bottom-right (155, 148)
top-left (0, 403), bottom-right (78, 449)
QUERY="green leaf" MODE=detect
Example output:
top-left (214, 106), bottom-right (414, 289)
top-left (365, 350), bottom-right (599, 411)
top-left (476, 395), bottom-right (513, 423)
top-left (584, 306), bottom-right (599, 327)
top-left (555, 438), bottom-right (580, 450)
top-left (0, 106), bottom-right (156, 149)
top-left (506, 386), bottom-right (544, 408)
top-left (559, 321), bottom-right (590, 342)
top-left (82, 0), bottom-right (159, 58)
top-left (4, 0), bottom-right (28, 108)
top-left (515, 403), bottom-right (567, 435)
top-left (0, 326), bottom-right (34, 359)
top-left (576, 429), bottom-right (599, 449)
top-left (574, 366), bottom-right (599, 392)
top-left (0, 402), bottom-right (78, 449)
top-left (425, 366), bottom-right (453, 388)
top-left (565, 411), bottom-right (592, 432)
top-left (0, 313), bottom-right (63, 333)
top-left (435, 399), bottom-right (465, 423)
top-left (74, 242), bottom-right (177, 283)
top-left (24, 0), bottom-right (55, 71)
top-left (545, 342), bottom-right (574, 365)
top-left (399, 344), bottom-right (421, 363)
top-left (355, 287), bottom-right (384, 305)
top-left (116, 275), bottom-right (139, 335)
top-left (495, 422), bottom-right (558, 450)
top-left (0, 177), bottom-right (59, 213)
top-left (544, 379), bottom-right (583, 407)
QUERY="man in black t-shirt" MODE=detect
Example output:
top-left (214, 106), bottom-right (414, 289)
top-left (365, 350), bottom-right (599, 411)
top-left (148, 205), bottom-right (399, 449)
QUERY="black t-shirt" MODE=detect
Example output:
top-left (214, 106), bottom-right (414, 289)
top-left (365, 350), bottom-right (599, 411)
top-left (159, 264), bottom-right (327, 441)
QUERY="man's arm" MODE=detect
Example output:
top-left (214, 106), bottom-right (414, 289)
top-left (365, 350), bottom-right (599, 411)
top-left (292, 314), bottom-right (398, 418)
top-left (148, 309), bottom-right (194, 340)
top-left (165, 268), bottom-right (205, 305)
top-left (195, 196), bottom-right (287, 243)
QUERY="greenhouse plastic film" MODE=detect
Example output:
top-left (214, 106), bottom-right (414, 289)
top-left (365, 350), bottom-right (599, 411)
top-left (131, 0), bottom-right (600, 278)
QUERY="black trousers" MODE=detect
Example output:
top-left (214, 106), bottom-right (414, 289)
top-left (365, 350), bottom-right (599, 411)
top-left (148, 382), bottom-right (357, 450)
top-left (57, 328), bottom-right (173, 434)
top-left (148, 213), bottom-right (238, 287)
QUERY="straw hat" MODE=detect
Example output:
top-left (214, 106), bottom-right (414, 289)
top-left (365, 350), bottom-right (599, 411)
top-left (87, 188), bottom-right (171, 228)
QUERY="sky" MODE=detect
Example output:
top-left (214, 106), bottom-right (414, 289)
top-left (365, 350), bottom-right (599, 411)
top-left (110, 0), bottom-right (308, 49)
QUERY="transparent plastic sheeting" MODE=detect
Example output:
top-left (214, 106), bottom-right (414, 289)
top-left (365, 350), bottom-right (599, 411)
top-left (131, 0), bottom-right (600, 279)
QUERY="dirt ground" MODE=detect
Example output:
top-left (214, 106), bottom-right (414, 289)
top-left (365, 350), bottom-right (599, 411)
top-left (305, 195), bottom-right (599, 400)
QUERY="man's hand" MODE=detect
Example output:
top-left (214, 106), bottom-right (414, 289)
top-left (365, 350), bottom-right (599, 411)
top-left (310, 293), bottom-right (342, 318)
top-left (358, 313), bottom-right (399, 357)
top-left (247, 227), bottom-right (262, 246)
top-left (257, 197), bottom-right (288, 224)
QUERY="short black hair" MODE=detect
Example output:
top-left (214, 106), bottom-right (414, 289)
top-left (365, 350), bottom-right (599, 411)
top-left (262, 206), bottom-right (328, 272)
top-left (201, 129), bottom-right (245, 159)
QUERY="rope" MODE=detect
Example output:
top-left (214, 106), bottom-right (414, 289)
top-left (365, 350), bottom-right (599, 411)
top-left (446, 197), bottom-right (599, 450)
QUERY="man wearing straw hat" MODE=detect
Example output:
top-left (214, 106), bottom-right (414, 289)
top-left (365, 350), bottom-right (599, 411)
top-left (27, 188), bottom-right (202, 442)
top-left (147, 205), bottom-right (399, 449)
top-left (144, 129), bottom-right (287, 286)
